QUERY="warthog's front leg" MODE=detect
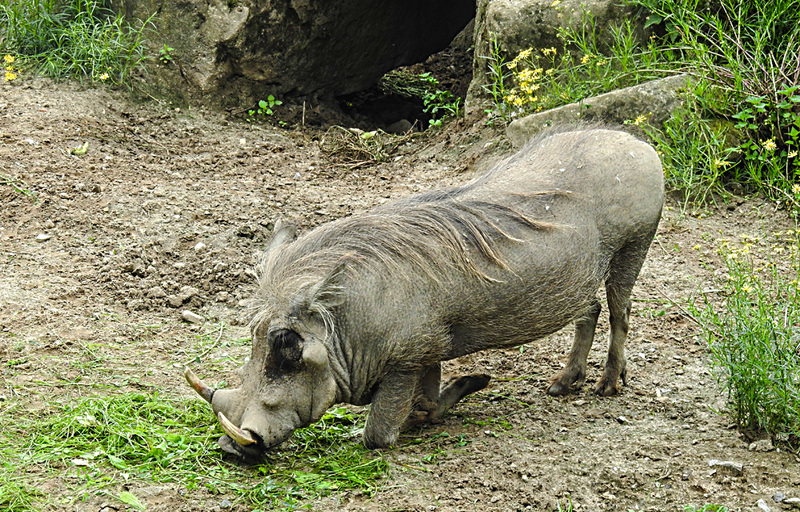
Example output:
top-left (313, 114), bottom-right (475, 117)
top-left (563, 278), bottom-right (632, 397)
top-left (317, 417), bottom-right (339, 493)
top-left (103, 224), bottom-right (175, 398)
top-left (547, 299), bottom-right (601, 396)
top-left (363, 372), bottom-right (418, 448)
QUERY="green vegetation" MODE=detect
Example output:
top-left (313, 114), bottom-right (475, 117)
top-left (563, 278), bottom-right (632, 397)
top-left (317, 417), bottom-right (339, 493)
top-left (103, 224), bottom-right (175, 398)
top-left (0, 393), bottom-right (386, 511)
top-left (691, 231), bottom-right (800, 447)
top-left (248, 95), bottom-right (283, 122)
top-left (486, 11), bottom-right (682, 123)
top-left (380, 70), bottom-right (462, 127)
top-left (0, 0), bottom-right (152, 85)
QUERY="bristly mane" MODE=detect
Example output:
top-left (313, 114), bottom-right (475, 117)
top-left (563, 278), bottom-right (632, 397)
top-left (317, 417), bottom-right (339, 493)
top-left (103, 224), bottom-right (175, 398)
top-left (247, 180), bottom-right (569, 334)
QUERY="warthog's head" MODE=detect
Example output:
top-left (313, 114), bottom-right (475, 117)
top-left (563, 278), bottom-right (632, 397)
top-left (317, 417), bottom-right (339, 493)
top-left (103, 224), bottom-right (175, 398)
top-left (185, 221), bottom-right (340, 459)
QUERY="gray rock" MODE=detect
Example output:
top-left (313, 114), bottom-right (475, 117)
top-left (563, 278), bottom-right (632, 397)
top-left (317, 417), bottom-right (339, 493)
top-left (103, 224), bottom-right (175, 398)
top-left (506, 75), bottom-right (691, 147)
top-left (785, 498), bottom-right (800, 509)
top-left (113, 0), bottom-right (474, 104)
top-left (181, 310), bottom-right (205, 324)
top-left (147, 286), bottom-right (167, 298)
top-left (708, 459), bottom-right (744, 476)
top-left (756, 498), bottom-right (771, 512)
top-left (749, 439), bottom-right (774, 452)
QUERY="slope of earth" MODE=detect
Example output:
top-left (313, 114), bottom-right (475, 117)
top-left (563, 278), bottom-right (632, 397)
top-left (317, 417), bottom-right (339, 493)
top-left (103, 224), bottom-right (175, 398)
top-left (1, 77), bottom-right (799, 512)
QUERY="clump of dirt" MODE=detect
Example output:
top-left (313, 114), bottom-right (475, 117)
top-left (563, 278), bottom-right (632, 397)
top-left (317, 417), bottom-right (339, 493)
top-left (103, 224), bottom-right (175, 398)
top-left (2, 75), bottom-right (800, 512)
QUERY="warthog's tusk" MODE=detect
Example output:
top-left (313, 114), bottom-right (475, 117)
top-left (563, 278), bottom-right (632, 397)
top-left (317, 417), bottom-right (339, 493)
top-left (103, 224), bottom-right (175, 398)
top-left (184, 367), bottom-right (214, 403)
top-left (217, 411), bottom-right (257, 446)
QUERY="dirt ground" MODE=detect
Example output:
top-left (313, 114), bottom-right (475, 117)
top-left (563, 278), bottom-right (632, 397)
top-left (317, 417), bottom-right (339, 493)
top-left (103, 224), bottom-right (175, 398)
top-left (2, 77), bottom-right (800, 512)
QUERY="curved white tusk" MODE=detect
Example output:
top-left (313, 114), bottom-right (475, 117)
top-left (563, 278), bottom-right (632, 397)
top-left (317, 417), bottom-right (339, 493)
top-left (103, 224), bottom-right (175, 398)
top-left (184, 367), bottom-right (215, 403)
top-left (217, 411), bottom-right (257, 446)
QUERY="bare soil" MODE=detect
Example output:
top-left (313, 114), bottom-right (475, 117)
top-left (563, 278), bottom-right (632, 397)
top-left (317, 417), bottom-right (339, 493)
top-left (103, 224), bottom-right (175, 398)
top-left (2, 77), bottom-right (799, 512)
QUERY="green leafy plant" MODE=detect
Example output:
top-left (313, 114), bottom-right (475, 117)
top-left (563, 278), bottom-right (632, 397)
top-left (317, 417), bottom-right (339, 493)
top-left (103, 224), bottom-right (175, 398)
top-left (0, 392), bottom-right (388, 510)
top-left (0, 173), bottom-right (37, 202)
top-left (248, 95), bottom-right (283, 122)
top-left (0, 0), bottom-right (154, 85)
top-left (641, 86), bottom-right (735, 210)
top-left (379, 70), bottom-right (462, 127)
top-left (690, 230), bottom-right (800, 447)
top-left (158, 44), bottom-right (174, 64)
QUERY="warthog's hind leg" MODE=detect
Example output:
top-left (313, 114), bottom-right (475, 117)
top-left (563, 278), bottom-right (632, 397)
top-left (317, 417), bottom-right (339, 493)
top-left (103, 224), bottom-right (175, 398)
top-left (595, 237), bottom-right (653, 396)
top-left (405, 363), bottom-right (490, 427)
top-left (364, 366), bottom-right (490, 448)
top-left (547, 299), bottom-right (601, 396)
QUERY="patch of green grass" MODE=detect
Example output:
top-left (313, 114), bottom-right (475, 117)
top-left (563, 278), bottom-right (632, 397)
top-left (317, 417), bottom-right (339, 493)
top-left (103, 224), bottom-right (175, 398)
top-left (690, 230), bottom-right (800, 447)
top-left (642, 84), bottom-right (735, 210)
top-left (0, 392), bottom-right (387, 510)
top-left (683, 505), bottom-right (728, 512)
top-left (0, 0), bottom-right (153, 85)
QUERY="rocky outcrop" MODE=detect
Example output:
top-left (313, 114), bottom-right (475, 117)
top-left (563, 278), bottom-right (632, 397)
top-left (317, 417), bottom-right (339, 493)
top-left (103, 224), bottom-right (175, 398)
top-left (506, 75), bottom-right (691, 146)
top-left (113, 0), bottom-right (475, 107)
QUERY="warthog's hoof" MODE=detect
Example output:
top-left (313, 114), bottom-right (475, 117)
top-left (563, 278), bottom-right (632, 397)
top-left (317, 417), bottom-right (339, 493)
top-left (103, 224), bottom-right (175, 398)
top-left (546, 369), bottom-right (586, 396)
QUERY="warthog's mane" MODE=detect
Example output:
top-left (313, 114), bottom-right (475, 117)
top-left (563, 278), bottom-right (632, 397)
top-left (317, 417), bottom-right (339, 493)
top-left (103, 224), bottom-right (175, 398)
top-left (248, 183), bottom-right (569, 336)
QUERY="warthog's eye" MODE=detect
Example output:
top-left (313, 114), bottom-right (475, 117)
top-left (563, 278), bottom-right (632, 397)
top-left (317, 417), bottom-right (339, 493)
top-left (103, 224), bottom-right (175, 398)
top-left (267, 328), bottom-right (304, 372)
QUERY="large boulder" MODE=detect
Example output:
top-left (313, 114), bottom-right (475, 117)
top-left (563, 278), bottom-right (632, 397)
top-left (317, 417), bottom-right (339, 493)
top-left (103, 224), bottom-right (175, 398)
top-left (466, 0), bottom-right (646, 112)
top-left (505, 75), bottom-right (692, 146)
top-left (113, 0), bottom-right (475, 107)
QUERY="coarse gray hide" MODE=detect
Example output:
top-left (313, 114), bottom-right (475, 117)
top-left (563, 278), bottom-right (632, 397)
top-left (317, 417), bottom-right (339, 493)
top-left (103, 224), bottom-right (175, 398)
top-left (185, 128), bottom-right (664, 457)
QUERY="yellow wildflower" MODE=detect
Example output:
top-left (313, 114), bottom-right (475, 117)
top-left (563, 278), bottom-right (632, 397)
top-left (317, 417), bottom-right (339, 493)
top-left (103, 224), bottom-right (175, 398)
top-left (789, 150), bottom-right (798, 158)
top-left (3, 55), bottom-right (14, 65)
top-left (99, 72), bottom-right (109, 81)
top-left (516, 48), bottom-right (533, 61)
top-left (792, 184), bottom-right (800, 194)
top-left (551, 0), bottom-right (561, 6)
top-left (4, 71), bottom-right (17, 82)
top-left (581, 54), bottom-right (591, 64)
top-left (762, 138), bottom-right (777, 151)
top-left (633, 114), bottom-right (648, 126)
top-left (542, 47), bottom-right (557, 57)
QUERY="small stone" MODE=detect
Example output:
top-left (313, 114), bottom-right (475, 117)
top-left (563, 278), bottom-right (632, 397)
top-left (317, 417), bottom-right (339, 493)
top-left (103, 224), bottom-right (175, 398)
top-left (181, 310), bottom-right (204, 323)
top-left (35, 233), bottom-right (52, 242)
top-left (756, 498), bottom-right (771, 512)
top-left (784, 498), bottom-right (800, 508)
top-left (617, 416), bottom-right (630, 424)
top-left (749, 439), bottom-right (774, 452)
top-left (167, 295), bottom-right (183, 308)
top-left (44, 219), bottom-right (56, 229)
top-left (709, 459), bottom-right (744, 476)
top-left (774, 492), bottom-right (786, 503)
top-left (179, 285), bottom-right (200, 301)
top-left (147, 286), bottom-right (167, 298)
top-left (194, 241), bottom-right (207, 251)
top-left (220, 498), bottom-right (233, 509)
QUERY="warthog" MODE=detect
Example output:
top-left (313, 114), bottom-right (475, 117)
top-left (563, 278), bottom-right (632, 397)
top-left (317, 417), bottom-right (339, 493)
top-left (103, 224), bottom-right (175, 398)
top-left (185, 128), bottom-right (664, 457)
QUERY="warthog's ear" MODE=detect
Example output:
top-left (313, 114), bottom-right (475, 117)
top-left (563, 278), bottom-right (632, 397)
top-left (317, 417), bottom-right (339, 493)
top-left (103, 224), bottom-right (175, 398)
top-left (265, 219), bottom-right (297, 255)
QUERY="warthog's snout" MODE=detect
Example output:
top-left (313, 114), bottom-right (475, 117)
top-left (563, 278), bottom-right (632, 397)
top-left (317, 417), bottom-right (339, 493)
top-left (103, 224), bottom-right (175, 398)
top-left (185, 368), bottom-right (266, 458)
